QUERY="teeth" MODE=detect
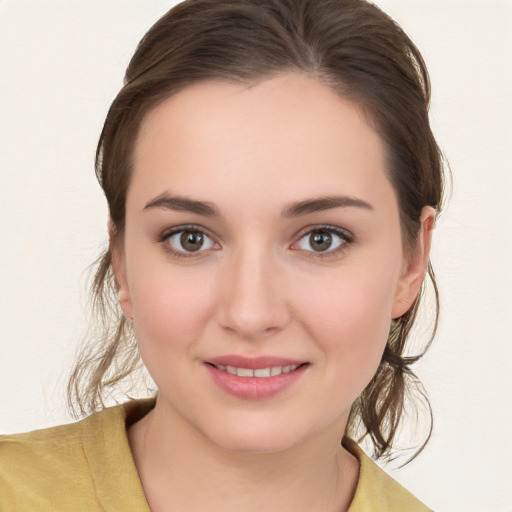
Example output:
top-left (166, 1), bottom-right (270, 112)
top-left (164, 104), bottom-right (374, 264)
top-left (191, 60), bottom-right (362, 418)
top-left (237, 367), bottom-right (254, 377)
top-left (254, 367), bottom-right (271, 377)
top-left (215, 364), bottom-right (298, 377)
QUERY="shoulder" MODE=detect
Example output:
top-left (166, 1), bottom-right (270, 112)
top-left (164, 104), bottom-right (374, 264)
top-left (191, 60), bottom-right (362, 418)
top-left (0, 412), bottom-right (102, 510)
top-left (343, 438), bottom-right (433, 512)
top-left (0, 399), bottom-right (154, 512)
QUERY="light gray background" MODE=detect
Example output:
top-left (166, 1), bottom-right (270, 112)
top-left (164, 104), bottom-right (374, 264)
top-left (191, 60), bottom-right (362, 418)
top-left (1, 1), bottom-right (511, 510)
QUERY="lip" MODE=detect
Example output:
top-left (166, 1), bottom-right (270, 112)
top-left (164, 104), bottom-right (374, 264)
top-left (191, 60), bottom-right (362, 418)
top-left (207, 355), bottom-right (305, 369)
top-left (204, 355), bottom-right (309, 400)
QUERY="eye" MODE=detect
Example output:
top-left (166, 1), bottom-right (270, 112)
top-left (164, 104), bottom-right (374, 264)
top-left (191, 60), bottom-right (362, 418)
top-left (293, 227), bottom-right (350, 254)
top-left (165, 229), bottom-right (217, 254)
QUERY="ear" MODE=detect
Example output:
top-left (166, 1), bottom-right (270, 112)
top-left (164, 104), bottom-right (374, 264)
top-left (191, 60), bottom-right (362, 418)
top-left (108, 219), bottom-right (133, 319)
top-left (392, 206), bottom-right (436, 319)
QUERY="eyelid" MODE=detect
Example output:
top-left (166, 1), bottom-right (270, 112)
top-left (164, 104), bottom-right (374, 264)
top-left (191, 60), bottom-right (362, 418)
top-left (158, 223), bottom-right (353, 258)
top-left (291, 224), bottom-right (354, 242)
top-left (290, 224), bottom-right (354, 255)
top-left (159, 224), bottom-right (221, 257)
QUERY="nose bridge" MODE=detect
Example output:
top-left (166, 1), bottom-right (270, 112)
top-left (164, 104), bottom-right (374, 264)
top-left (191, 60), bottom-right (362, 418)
top-left (217, 240), bottom-right (288, 339)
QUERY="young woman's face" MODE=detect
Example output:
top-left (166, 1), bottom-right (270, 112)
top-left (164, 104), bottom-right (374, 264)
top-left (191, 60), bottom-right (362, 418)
top-left (116, 73), bottom-right (428, 453)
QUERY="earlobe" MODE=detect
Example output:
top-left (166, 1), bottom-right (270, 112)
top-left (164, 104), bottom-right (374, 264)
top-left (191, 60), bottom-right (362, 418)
top-left (392, 206), bottom-right (436, 319)
top-left (108, 219), bottom-right (133, 319)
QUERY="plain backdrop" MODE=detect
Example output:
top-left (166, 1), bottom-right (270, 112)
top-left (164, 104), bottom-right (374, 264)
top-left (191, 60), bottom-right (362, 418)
top-left (1, 1), bottom-right (511, 511)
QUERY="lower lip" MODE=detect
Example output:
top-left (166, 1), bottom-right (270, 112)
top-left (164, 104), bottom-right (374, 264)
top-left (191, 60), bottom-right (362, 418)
top-left (205, 364), bottom-right (308, 400)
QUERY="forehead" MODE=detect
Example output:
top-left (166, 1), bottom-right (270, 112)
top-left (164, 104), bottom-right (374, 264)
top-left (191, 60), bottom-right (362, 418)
top-left (130, 73), bottom-right (395, 212)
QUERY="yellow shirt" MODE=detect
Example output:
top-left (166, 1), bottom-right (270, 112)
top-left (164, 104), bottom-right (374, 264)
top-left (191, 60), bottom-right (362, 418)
top-left (0, 400), bottom-right (432, 511)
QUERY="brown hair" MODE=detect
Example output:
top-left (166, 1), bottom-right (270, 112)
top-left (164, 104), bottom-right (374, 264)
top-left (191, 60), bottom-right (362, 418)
top-left (68, 0), bottom-right (445, 462)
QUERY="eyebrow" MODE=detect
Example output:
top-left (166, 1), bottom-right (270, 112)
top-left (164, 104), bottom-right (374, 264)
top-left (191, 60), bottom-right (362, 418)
top-left (281, 195), bottom-right (374, 217)
top-left (144, 193), bottom-right (221, 217)
top-left (143, 192), bottom-right (373, 218)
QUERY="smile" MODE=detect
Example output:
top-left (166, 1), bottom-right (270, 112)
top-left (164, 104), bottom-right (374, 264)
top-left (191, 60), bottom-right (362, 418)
top-left (205, 360), bottom-right (308, 400)
top-left (212, 364), bottom-right (299, 378)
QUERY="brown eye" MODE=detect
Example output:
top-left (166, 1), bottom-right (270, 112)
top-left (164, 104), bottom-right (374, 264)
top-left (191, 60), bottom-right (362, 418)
top-left (166, 229), bottom-right (216, 254)
top-left (180, 231), bottom-right (204, 252)
top-left (294, 227), bottom-right (349, 254)
top-left (309, 231), bottom-right (333, 251)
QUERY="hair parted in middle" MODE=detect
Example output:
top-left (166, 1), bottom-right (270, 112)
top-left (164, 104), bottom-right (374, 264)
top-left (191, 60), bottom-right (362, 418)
top-left (68, 0), bottom-right (445, 462)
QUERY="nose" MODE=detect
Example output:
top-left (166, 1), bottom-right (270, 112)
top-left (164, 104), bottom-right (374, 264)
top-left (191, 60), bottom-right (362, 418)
top-left (216, 244), bottom-right (291, 340)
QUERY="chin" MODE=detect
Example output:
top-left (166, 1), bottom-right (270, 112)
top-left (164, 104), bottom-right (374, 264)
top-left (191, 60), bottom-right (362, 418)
top-left (197, 415), bottom-right (323, 456)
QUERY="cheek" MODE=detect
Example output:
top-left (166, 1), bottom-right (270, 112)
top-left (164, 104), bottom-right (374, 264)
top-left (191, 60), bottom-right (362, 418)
top-left (292, 262), bottom-right (399, 390)
top-left (297, 261), bottom-right (397, 335)
top-left (126, 258), bottom-right (216, 361)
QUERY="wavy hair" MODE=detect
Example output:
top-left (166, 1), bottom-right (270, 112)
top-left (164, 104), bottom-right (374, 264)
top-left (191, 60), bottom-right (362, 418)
top-left (68, 0), bottom-right (446, 462)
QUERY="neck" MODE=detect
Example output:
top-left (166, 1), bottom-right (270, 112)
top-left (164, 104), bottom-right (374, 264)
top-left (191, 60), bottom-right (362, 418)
top-left (128, 399), bottom-right (359, 512)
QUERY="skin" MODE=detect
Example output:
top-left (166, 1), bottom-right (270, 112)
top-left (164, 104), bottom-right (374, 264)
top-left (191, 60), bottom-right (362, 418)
top-left (112, 73), bottom-right (435, 512)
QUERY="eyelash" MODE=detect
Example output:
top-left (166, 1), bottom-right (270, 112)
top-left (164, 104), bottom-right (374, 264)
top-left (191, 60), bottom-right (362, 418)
top-left (158, 225), bottom-right (219, 259)
top-left (158, 224), bottom-right (354, 259)
top-left (292, 225), bottom-right (354, 259)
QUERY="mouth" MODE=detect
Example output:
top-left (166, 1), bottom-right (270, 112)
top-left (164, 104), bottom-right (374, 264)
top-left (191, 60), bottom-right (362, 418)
top-left (204, 357), bottom-right (309, 400)
top-left (206, 362), bottom-right (307, 378)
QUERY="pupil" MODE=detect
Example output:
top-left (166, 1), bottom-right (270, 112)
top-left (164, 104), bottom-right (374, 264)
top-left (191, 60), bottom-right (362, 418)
top-left (181, 231), bottom-right (203, 252)
top-left (310, 231), bottom-right (332, 251)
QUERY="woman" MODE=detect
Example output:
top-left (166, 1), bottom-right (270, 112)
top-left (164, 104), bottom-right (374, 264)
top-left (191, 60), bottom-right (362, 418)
top-left (0, 0), bottom-right (444, 510)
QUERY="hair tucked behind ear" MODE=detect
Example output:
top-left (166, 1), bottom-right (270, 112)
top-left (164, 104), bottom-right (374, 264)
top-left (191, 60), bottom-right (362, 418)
top-left (347, 261), bottom-right (439, 462)
top-left (68, 0), bottom-right (446, 463)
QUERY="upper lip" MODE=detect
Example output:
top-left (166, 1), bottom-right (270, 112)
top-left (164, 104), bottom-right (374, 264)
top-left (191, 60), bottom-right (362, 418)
top-left (206, 355), bottom-right (307, 369)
